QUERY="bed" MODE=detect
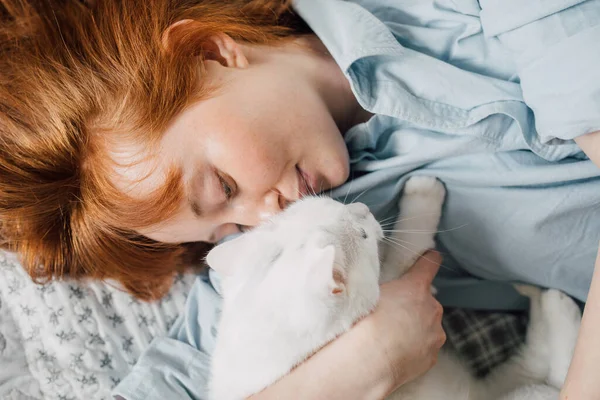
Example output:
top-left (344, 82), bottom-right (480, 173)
top-left (0, 248), bottom-right (529, 399)
top-left (0, 250), bottom-right (196, 400)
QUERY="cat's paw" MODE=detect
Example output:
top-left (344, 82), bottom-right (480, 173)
top-left (402, 176), bottom-right (446, 200)
top-left (398, 176), bottom-right (446, 226)
top-left (513, 283), bottom-right (542, 299)
top-left (541, 289), bottom-right (581, 331)
top-left (382, 176), bottom-right (446, 282)
top-left (541, 289), bottom-right (581, 388)
top-left (498, 384), bottom-right (559, 400)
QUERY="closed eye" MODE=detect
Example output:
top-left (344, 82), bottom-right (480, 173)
top-left (360, 228), bottom-right (368, 239)
top-left (269, 248), bottom-right (283, 264)
top-left (216, 171), bottom-right (236, 201)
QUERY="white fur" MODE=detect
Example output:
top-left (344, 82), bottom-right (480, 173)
top-left (206, 176), bottom-right (581, 400)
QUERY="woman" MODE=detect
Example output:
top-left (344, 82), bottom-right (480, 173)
top-left (1, 0), bottom-right (599, 398)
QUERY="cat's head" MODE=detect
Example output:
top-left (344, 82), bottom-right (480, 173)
top-left (206, 197), bottom-right (383, 329)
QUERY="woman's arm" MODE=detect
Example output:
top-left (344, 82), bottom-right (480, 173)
top-left (248, 313), bottom-right (393, 400)
top-left (250, 252), bottom-right (445, 400)
top-left (575, 132), bottom-right (600, 166)
top-left (560, 246), bottom-right (600, 399)
top-left (559, 134), bottom-right (600, 399)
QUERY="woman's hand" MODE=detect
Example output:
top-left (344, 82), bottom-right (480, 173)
top-left (250, 251), bottom-right (445, 400)
top-left (361, 250), bottom-right (446, 390)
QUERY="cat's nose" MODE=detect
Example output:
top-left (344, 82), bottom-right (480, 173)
top-left (347, 202), bottom-right (370, 218)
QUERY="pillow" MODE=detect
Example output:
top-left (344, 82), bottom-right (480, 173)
top-left (0, 250), bottom-right (196, 400)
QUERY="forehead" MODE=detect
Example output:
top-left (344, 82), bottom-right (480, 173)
top-left (98, 131), bottom-right (191, 234)
top-left (107, 136), bottom-right (177, 200)
top-left (104, 96), bottom-right (215, 202)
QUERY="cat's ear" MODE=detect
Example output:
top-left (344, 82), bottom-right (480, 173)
top-left (305, 242), bottom-right (346, 296)
top-left (330, 261), bottom-right (346, 296)
top-left (206, 234), bottom-right (255, 276)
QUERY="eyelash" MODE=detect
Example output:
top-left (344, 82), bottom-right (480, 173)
top-left (218, 174), bottom-right (234, 200)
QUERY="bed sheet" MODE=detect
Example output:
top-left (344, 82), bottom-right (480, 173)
top-left (0, 250), bottom-right (196, 400)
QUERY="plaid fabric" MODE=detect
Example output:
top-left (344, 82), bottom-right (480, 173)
top-left (442, 308), bottom-right (529, 377)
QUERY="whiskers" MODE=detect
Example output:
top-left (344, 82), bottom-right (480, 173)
top-left (343, 178), bottom-right (355, 204)
top-left (380, 236), bottom-right (454, 273)
top-left (350, 186), bottom-right (370, 204)
top-left (382, 223), bottom-right (469, 235)
top-left (294, 172), bottom-right (334, 199)
top-left (379, 213), bottom-right (447, 228)
top-left (378, 215), bottom-right (400, 226)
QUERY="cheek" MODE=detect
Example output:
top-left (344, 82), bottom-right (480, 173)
top-left (138, 204), bottom-right (223, 244)
top-left (212, 224), bottom-right (242, 243)
top-left (303, 112), bottom-right (350, 189)
top-left (218, 131), bottom-right (289, 184)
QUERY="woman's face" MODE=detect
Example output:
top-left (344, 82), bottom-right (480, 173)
top-left (112, 35), bottom-right (367, 244)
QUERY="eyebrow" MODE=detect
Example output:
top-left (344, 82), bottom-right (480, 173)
top-left (187, 168), bottom-right (204, 218)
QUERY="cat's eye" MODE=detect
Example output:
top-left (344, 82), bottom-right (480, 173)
top-left (360, 228), bottom-right (368, 239)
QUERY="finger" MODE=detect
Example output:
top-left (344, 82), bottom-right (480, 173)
top-left (403, 251), bottom-right (442, 284)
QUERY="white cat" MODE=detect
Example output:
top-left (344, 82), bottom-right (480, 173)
top-left (206, 176), bottom-right (582, 400)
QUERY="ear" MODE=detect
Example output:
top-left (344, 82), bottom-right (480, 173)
top-left (206, 234), bottom-right (255, 276)
top-left (162, 20), bottom-right (249, 68)
top-left (305, 244), bottom-right (346, 296)
top-left (202, 33), bottom-right (249, 68)
top-left (161, 19), bottom-right (191, 52)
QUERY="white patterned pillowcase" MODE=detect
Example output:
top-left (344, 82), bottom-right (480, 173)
top-left (0, 250), bottom-right (196, 400)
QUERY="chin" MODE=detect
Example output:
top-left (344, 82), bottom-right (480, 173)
top-left (328, 163), bottom-right (350, 189)
top-left (318, 146), bottom-right (350, 190)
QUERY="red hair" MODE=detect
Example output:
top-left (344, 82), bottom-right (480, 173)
top-left (0, 0), bottom-right (308, 300)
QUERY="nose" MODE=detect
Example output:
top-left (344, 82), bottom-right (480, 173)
top-left (258, 190), bottom-right (289, 220)
top-left (232, 190), bottom-right (290, 227)
top-left (347, 202), bottom-right (370, 218)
